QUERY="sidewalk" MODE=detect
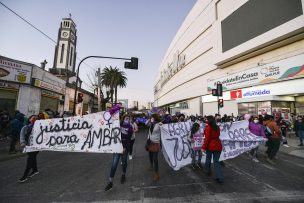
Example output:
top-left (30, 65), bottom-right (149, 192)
top-left (277, 134), bottom-right (304, 158)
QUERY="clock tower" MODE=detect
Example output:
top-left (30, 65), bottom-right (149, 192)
top-left (50, 16), bottom-right (77, 77)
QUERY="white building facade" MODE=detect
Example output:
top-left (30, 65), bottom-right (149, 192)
top-left (154, 0), bottom-right (304, 117)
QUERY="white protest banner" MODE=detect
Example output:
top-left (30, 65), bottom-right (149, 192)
top-left (160, 121), bottom-right (193, 171)
top-left (160, 120), bottom-right (266, 171)
top-left (25, 111), bottom-right (123, 153)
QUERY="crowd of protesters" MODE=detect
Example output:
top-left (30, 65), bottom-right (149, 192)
top-left (1, 107), bottom-right (303, 188)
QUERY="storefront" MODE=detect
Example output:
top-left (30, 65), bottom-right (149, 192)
top-left (32, 66), bottom-right (65, 115)
top-left (0, 82), bottom-right (19, 117)
top-left (0, 56), bottom-right (33, 116)
top-left (204, 53), bottom-right (304, 117)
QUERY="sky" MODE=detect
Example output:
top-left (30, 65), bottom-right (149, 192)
top-left (0, 0), bottom-right (196, 107)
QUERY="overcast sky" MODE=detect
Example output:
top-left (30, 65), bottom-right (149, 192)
top-left (0, 0), bottom-right (196, 106)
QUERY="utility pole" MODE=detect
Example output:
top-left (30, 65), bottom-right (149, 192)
top-left (72, 55), bottom-right (138, 115)
top-left (97, 68), bottom-right (101, 111)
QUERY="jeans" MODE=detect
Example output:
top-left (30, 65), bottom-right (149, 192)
top-left (23, 151), bottom-right (39, 178)
top-left (205, 150), bottom-right (223, 181)
top-left (298, 130), bottom-right (304, 145)
top-left (129, 139), bottom-right (135, 155)
top-left (109, 148), bottom-right (129, 178)
top-left (267, 138), bottom-right (280, 159)
top-left (192, 149), bottom-right (202, 164)
top-left (149, 151), bottom-right (159, 172)
top-left (250, 147), bottom-right (259, 158)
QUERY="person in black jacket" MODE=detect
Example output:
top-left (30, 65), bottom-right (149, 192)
top-left (295, 116), bottom-right (304, 146)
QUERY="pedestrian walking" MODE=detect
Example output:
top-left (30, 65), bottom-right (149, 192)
top-left (188, 122), bottom-right (203, 169)
top-left (202, 115), bottom-right (224, 184)
top-left (104, 115), bottom-right (133, 191)
top-left (129, 116), bottom-right (138, 160)
top-left (264, 115), bottom-right (281, 165)
top-left (249, 115), bottom-right (266, 163)
top-left (294, 116), bottom-right (304, 146)
top-left (18, 115), bottom-right (40, 183)
top-left (146, 113), bottom-right (162, 181)
top-left (9, 112), bottom-right (24, 153)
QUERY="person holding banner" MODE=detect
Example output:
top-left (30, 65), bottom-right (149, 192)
top-left (146, 114), bottom-right (162, 181)
top-left (18, 114), bottom-right (40, 183)
top-left (249, 115), bottom-right (266, 163)
top-left (188, 123), bottom-right (203, 169)
top-left (202, 115), bottom-right (224, 184)
top-left (105, 115), bottom-right (133, 191)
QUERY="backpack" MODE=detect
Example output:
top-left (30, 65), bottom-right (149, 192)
top-left (264, 126), bottom-right (272, 138)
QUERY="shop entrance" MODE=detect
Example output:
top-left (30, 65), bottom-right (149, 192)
top-left (0, 89), bottom-right (18, 117)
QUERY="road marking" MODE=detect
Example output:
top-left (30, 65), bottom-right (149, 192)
top-left (225, 162), bottom-right (277, 191)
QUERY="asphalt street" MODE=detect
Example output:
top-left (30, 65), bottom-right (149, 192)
top-left (1, 127), bottom-right (304, 203)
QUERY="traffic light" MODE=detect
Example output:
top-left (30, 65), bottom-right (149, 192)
top-left (77, 92), bottom-right (84, 103)
top-left (217, 83), bottom-right (223, 96)
top-left (124, 57), bottom-right (138, 69)
top-left (218, 99), bottom-right (224, 108)
top-left (212, 89), bottom-right (218, 96)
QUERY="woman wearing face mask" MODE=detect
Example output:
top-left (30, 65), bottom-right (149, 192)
top-left (104, 115), bottom-right (133, 191)
top-left (146, 114), bottom-right (162, 181)
top-left (248, 115), bottom-right (266, 162)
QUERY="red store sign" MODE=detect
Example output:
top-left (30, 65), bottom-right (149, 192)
top-left (230, 90), bottom-right (242, 99)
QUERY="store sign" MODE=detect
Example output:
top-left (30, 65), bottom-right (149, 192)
top-left (160, 50), bottom-right (186, 87)
top-left (243, 89), bottom-right (271, 98)
top-left (230, 90), bottom-right (242, 99)
top-left (34, 79), bottom-right (65, 94)
top-left (207, 54), bottom-right (304, 91)
top-left (0, 57), bottom-right (32, 84)
top-left (0, 81), bottom-right (19, 89)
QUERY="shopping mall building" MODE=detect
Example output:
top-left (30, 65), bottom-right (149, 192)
top-left (154, 0), bottom-right (304, 118)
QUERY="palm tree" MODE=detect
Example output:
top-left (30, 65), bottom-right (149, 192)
top-left (100, 66), bottom-right (127, 104)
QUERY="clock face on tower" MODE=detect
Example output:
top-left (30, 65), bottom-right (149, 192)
top-left (61, 31), bottom-right (69, 38)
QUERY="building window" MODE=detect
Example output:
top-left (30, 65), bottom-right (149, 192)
top-left (70, 47), bottom-right (73, 66)
top-left (60, 44), bottom-right (65, 63)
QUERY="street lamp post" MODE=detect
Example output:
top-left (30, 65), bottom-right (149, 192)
top-left (72, 55), bottom-right (137, 115)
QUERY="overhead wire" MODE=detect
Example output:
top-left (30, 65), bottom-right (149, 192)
top-left (0, 1), bottom-right (97, 72)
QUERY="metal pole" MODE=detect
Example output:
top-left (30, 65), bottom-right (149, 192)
top-left (217, 95), bottom-right (220, 115)
top-left (97, 68), bottom-right (101, 111)
top-left (72, 55), bottom-right (133, 115)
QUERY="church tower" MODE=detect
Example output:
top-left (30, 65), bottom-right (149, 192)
top-left (50, 16), bottom-right (77, 77)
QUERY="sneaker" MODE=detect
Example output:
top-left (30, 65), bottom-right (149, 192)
top-left (18, 177), bottom-right (28, 183)
top-left (298, 144), bottom-right (304, 146)
top-left (266, 158), bottom-right (275, 165)
top-left (104, 182), bottom-right (113, 191)
top-left (252, 157), bottom-right (259, 163)
top-left (129, 155), bottom-right (133, 160)
top-left (214, 178), bottom-right (224, 185)
top-left (28, 171), bottom-right (39, 178)
top-left (196, 163), bottom-right (202, 169)
top-left (120, 174), bottom-right (126, 184)
top-left (191, 164), bottom-right (196, 170)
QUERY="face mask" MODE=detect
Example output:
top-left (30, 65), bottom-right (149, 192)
top-left (151, 118), bottom-right (154, 123)
top-left (124, 118), bottom-right (130, 124)
top-left (253, 120), bottom-right (259, 123)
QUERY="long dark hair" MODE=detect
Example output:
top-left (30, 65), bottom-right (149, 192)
top-left (207, 115), bottom-right (219, 132)
top-left (191, 123), bottom-right (200, 137)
